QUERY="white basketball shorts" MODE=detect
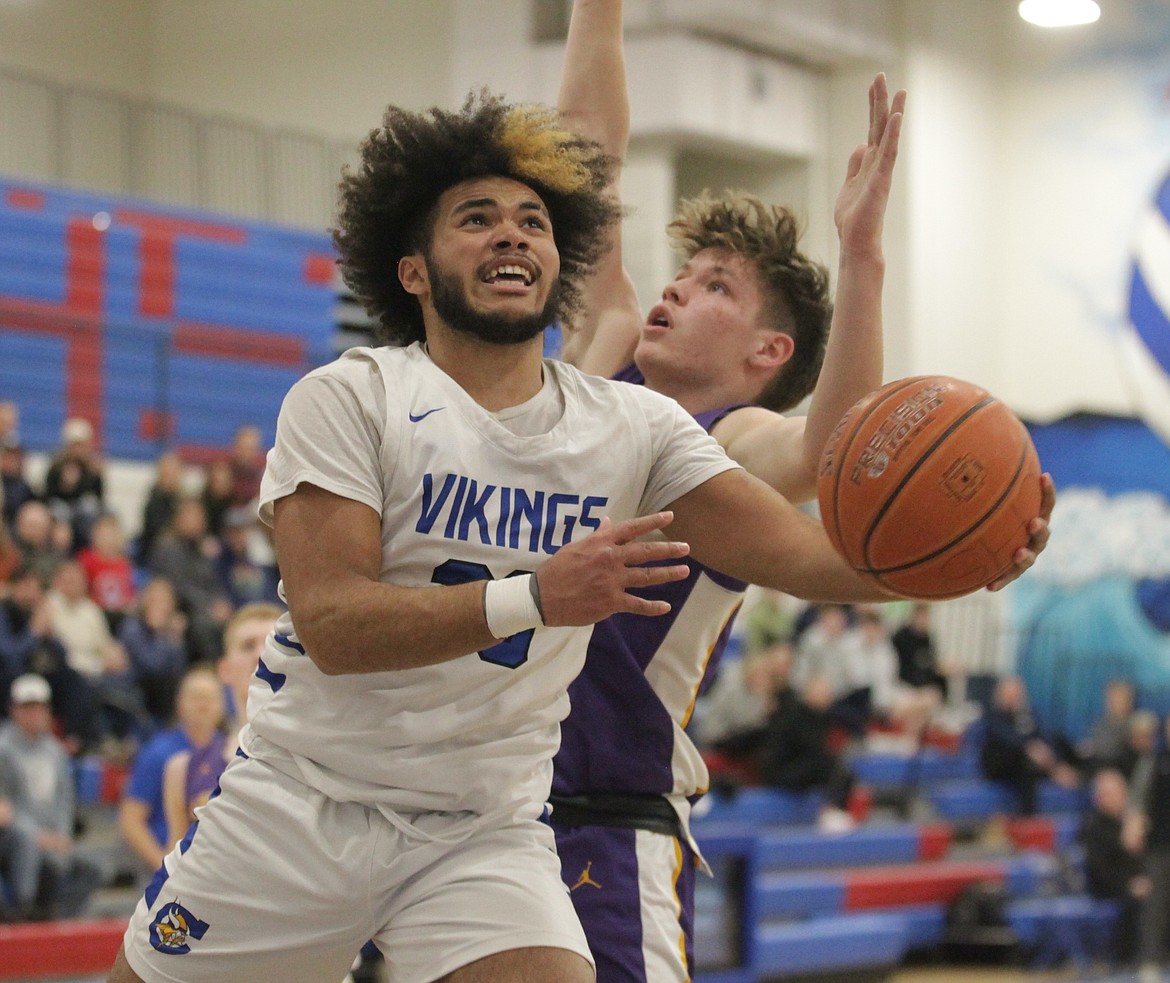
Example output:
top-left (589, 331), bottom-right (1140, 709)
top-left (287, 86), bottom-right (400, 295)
top-left (121, 753), bottom-right (592, 983)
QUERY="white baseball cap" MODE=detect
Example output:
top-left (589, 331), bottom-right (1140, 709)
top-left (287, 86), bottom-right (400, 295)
top-left (61, 418), bottom-right (93, 444)
top-left (11, 673), bottom-right (51, 705)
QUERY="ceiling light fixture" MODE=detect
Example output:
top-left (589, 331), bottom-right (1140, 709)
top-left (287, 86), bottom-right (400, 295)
top-left (1018, 0), bottom-right (1101, 27)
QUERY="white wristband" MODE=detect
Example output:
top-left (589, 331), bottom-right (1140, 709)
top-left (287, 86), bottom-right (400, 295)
top-left (484, 575), bottom-right (543, 639)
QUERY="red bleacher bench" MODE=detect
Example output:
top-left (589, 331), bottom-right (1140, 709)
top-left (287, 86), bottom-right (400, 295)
top-left (0, 917), bottom-right (127, 980)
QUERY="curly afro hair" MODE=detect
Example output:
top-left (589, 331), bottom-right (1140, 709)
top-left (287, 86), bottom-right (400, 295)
top-left (333, 90), bottom-right (621, 347)
top-left (667, 191), bottom-right (832, 412)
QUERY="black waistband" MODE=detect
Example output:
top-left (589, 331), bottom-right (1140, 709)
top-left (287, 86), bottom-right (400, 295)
top-left (547, 793), bottom-right (682, 837)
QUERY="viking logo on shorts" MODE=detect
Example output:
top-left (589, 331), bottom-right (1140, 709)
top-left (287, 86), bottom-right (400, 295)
top-left (149, 900), bottom-right (210, 955)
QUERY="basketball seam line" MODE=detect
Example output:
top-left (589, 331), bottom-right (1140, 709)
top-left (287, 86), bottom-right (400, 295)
top-left (867, 433), bottom-right (1029, 578)
top-left (829, 377), bottom-right (925, 551)
top-left (861, 396), bottom-right (997, 570)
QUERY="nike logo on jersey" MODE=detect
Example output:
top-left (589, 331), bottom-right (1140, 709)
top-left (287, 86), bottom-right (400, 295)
top-left (409, 407), bottom-right (446, 423)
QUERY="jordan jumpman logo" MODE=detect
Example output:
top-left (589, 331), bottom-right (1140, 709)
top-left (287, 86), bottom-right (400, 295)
top-left (571, 861), bottom-right (603, 891)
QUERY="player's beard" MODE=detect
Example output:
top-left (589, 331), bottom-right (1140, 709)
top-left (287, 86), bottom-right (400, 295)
top-left (426, 255), bottom-right (559, 346)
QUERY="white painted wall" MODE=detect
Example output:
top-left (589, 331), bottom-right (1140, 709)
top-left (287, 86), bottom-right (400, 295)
top-left (0, 0), bottom-right (454, 142)
top-left (895, 0), bottom-right (1170, 436)
top-left (899, 1), bottom-right (1007, 389)
top-left (1, 0), bottom-right (1168, 439)
top-left (147, 0), bottom-right (455, 140)
top-left (999, 0), bottom-right (1170, 428)
top-left (0, 0), bottom-right (153, 94)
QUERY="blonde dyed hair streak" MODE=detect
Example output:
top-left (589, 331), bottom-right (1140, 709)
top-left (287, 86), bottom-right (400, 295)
top-left (497, 105), bottom-right (595, 197)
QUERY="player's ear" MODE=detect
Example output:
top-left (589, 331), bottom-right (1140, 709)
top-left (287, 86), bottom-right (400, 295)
top-left (398, 255), bottom-right (428, 297)
top-left (751, 330), bottom-right (794, 369)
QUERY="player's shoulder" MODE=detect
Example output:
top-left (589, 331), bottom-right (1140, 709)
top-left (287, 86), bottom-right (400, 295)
top-left (290, 345), bottom-right (421, 409)
top-left (552, 358), bottom-right (681, 416)
top-left (301, 344), bottom-right (411, 384)
top-left (709, 404), bottom-right (789, 439)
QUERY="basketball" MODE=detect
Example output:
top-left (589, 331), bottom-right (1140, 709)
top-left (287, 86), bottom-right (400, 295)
top-left (817, 375), bottom-right (1042, 600)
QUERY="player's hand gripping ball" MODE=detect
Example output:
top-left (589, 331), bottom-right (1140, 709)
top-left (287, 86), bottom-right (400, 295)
top-left (817, 376), bottom-right (1042, 599)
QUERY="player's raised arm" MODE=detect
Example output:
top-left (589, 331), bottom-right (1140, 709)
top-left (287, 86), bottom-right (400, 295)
top-left (556, 0), bottom-right (642, 376)
top-left (802, 75), bottom-right (903, 481)
top-left (557, 0), bottom-right (627, 160)
top-left (713, 75), bottom-right (905, 504)
top-left (665, 468), bottom-right (901, 602)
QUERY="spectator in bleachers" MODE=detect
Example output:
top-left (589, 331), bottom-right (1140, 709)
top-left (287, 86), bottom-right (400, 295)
top-left (75, 512), bottom-right (136, 633)
top-left (757, 673), bottom-right (859, 832)
top-left (161, 602), bottom-right (281, 848)
top-left (227, 424), bottom-right (265, 507)
top-left (45, 560), bottom-right (126, 684)
top-left (138, 451), bottom-right (184, 566)
top-left (0, 564), bottom-right (59, 705)
top-left (789, 598), bottom-right (823, 643)
top-left (793, 603), bottom-right (873, 738)
top-left (48, 510), bottom-right (74, 558)
top-left (0, 402), bottom-right (18, 449)
top-left (148, 497), bottom-right (233, 663)
top-left (979, 674), bottom-right (1079, 816)
top-left (0, 520), bottom-right (19, 587)
top-left (118, 666), bottom-right (226, 878)
top-left (0, 786), bottom-right (39, 922)
top-left (213, 506), bottom-right (280, 609)
top-left (1124, 710), bottom-right (1160, 789)
top-left (116, 577), bottom-right (189, 728)
top-left (850, 605), bottom-right (940, 740)
top-left (0, 562), bottom-right (101, 754)
top-left (0, 435), bottom-right (35, 532)
top-left (1081, 767), bottom-right (1150, 968)
top-left (891, 602), bottom-right (952, 701)
top-left (740, 587), bottom-right (797, 659)
top-left (1131, 714), bottom-right (1170, 983)
top-left (0, 674), bottom-right (103, 920)
top-left (44, 560), bottom-right (148, 745)
top-left (698, 639), bottom-right (794, 759)
top-left (201, 459), bottom-right (235, 540)
top-left (43, 417), bottom-right (104, 548)
top-left (1079, 679), bottom-right (1138, 778)
top-left (12, 501), bottom-right (63, 582)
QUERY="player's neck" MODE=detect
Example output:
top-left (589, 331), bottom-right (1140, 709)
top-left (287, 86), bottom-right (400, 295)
top-left (424, 329), bottom-right (545, 412)
top-left (645, 372), bottom-right (755, 417)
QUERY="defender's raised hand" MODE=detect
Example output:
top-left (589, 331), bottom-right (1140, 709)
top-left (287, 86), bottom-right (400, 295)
top-left (834, 73), bottom-right (906, 259)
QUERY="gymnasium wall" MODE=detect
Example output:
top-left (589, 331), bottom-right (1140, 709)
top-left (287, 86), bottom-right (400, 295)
top-left (11, 0), bottom-right (1168, 427)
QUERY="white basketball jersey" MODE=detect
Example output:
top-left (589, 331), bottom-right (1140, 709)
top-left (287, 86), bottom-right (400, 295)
top-left (242, 343), bottom-right (737, 827)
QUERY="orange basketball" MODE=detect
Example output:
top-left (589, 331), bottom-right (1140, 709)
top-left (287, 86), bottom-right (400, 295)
top-left (817, 375), bottom-right (1042, 600)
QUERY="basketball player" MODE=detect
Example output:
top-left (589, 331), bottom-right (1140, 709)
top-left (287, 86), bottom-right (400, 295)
top-left (548, 2), bottom-right (1055, 980)
top-left (112, 93), bottom-right (940, 983)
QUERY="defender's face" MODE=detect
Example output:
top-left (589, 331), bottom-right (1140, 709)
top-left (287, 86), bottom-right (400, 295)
top-left (635, 248), bottom-right (770, 386)
top-left (421, 176), bottom-right (559, 326)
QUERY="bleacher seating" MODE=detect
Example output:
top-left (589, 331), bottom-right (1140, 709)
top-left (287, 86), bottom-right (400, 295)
top-left (926, 777), bottom-right (1088, 822)
top-left (0, 918), bottom-right (126, 979)
top-left (0, 179), bottom-right (341, 460)
top-left (851, 746), bottom-right (980, 788)
top-left (695, 786), bottom-right (824, 827)
top-left (1007, 894), bottom-right (1120, 968)
top-left (691, 750), bottom-right (1113, 983)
